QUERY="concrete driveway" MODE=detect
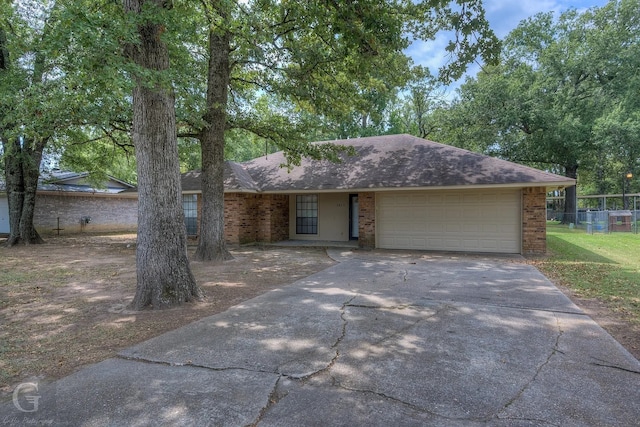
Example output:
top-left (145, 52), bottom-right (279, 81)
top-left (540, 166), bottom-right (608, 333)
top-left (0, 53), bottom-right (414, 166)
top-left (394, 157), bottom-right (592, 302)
top-left (3, 249), bottom-right (639, 426)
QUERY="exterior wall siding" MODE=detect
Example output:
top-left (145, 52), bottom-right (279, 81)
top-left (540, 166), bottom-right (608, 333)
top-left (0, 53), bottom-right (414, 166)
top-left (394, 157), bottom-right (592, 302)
top-left (33, 193), bottom-right (138, 235)
top-left (522, 187), bottom-right (547, 255)
top-left (358, 192), bottom-right (376, 249)
top-left (288, 193), bottom-right (350, 241)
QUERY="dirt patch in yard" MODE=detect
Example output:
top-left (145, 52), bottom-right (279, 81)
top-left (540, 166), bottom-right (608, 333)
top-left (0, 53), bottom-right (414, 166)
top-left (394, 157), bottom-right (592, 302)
top-left (558, 286), bottom-right (640, 360)
top-left (0, 234), bottom-right (336, 399)
top-left (526, 258), bottom-right (640, 362)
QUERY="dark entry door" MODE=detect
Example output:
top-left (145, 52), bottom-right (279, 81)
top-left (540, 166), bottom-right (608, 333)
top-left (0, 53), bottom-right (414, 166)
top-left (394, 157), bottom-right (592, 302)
top-left (349, 194), bottom-right (359, 240)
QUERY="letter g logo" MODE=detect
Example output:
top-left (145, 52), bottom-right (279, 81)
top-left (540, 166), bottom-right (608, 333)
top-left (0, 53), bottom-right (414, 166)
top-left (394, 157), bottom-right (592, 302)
top-left (12, 382), bottom-right (40, 413)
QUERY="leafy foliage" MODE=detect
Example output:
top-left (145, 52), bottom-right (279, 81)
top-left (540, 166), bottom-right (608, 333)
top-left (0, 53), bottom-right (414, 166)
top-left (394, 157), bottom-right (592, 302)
top-left (418, 0), bottom-right (640, 215)
top-left (166, 0), bottom-right (499, 157)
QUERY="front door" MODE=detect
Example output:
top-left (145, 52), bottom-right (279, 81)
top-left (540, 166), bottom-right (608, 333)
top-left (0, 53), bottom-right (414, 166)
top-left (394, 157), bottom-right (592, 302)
top-left (349, 194), bottom-right (359, 240)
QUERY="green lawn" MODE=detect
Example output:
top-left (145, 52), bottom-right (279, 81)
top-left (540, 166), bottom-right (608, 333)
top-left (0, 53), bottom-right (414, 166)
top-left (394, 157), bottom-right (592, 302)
top-left (535, 222), bottom-right (640, 324)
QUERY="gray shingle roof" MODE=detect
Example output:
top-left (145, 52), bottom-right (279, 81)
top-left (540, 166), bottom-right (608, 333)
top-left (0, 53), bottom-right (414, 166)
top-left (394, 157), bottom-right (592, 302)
top-left (241, 134), bottom-right (574, 192)
top-left (0, 170), bottom-right (134, 194)
top-left (182, 161), bottom-right (260, 192)
top-left (182, 134), bottom-right (575, 193)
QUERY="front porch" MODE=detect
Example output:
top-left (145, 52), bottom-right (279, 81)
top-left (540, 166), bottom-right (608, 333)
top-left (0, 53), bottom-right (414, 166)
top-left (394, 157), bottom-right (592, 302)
top-left (265, 239), bottom-right (359, 249)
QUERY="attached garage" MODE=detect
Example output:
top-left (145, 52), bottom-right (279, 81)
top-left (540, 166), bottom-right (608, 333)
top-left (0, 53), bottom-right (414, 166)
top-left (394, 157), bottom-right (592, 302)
top-left (377, 189), bottom-right (521, 254)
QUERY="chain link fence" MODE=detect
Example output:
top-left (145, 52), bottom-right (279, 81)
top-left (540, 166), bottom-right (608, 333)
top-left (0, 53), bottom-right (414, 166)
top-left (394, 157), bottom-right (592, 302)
top-left (548, 209), bottom-right (639, 233)
top-left (585, 210), bottom-right (639, 234)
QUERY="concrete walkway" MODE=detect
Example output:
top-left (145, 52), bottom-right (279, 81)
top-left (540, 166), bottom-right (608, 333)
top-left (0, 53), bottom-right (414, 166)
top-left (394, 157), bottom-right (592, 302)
top-left (3, 249), bottom-right (639, 426)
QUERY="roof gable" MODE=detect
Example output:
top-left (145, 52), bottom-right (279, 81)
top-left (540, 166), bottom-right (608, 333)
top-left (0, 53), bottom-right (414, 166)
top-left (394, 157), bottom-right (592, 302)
top-left (181, 134), bottom-right (575, 193)
top-left (1, 170), bottom-right (135, 194)
top-left (39, 171), bottom-right (135, 193)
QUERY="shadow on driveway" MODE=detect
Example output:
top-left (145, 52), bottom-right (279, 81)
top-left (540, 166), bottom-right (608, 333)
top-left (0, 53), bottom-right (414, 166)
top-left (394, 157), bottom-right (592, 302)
top-left (3, 250), bottom-right (639, 426)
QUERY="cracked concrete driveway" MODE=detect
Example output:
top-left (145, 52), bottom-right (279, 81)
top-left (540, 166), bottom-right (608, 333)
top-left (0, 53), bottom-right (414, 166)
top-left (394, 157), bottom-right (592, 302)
top-left (3, 249), bottom-right (639, 426)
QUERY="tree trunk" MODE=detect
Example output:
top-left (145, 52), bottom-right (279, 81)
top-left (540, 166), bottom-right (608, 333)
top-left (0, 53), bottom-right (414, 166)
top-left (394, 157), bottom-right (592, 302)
top-left (1, 26), bottom-right (44, 247)
top-left (194, 25), bottom-right (233, 262)
top-left (562, 164), bottom-right (578, 225)
top-left (124, 0), bottom-right (202, 309)
top-left (2, 138), bottom-right (45, 247)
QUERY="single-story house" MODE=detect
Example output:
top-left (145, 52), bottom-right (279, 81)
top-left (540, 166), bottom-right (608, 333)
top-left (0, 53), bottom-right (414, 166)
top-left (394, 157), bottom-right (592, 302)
top-left (182, 134), bottom-right (575, 255)
top-left (0, 170), bottom-right (138, 235)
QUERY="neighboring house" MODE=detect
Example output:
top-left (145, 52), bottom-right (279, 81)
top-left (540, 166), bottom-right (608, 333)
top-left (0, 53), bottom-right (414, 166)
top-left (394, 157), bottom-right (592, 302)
top-left (182, 134), bottom-right (575, 255)
top-left (0, 170), bottom-right (138, 235)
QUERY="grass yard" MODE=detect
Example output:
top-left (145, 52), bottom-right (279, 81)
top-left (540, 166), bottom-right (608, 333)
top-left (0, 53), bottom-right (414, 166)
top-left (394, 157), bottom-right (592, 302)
top-left (535, 222), bottom-right (640, 325)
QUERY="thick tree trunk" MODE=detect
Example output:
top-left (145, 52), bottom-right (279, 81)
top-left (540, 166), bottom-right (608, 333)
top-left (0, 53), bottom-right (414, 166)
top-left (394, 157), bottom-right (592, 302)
top-left (194, 26), bottom-right (233, 262)
top-left (562, 164), bottom-right (578, 225)
top-left (125, 0), bottom-right (202, 309)
top-left (2, 138), bottom-right (45, 247)
top-left (1, 27), bottom-right (43, 247)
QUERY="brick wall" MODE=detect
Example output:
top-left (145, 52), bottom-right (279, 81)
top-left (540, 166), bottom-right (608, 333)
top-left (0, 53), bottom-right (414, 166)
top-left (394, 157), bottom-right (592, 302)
top-left (223, 193), bottom-right (289, 245)
top-left (522, 187), bottom-right (547, 254)
top-left (224, 193), bottom-right (256, 244)
top-left (34, 193), bottom-right (138, 235)
top-left (358, 192), bottom-right (376, 249)
top-left (256, 194), bottom-right (289, 243)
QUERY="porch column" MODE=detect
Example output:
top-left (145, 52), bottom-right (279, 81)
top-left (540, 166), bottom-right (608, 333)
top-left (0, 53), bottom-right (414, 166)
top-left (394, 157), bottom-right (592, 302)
top-left (223, 193), bottom-right (242, 245)
top-left (256, 194), bottom-right (289, 243)
top-left (358, 192), bottom-right (376, 249)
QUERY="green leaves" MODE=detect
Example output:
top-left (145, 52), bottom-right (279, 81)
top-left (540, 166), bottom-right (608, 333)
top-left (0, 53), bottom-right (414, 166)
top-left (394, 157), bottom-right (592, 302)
top-left (167, 0), bottom-right (498, 156)
top-left (1, 0), bottom-right (501, 183)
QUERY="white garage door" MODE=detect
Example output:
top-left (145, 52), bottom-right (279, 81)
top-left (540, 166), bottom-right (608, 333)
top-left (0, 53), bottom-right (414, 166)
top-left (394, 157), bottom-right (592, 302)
top-left (377, 190), bottom-right (521, 254)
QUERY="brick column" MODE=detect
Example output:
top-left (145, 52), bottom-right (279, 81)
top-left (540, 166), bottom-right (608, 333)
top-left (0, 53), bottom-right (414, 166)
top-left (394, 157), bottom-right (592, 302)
top-left (270, 194), bottom-right (289, 242)
top-left (358, 192), bottom-right (376, 249)
top-left (223, 193), bottom-right (242, 244)
top-left (256, 194), bottom-right (289, 243)
top-left (522, 187), bottom-right (547, 255)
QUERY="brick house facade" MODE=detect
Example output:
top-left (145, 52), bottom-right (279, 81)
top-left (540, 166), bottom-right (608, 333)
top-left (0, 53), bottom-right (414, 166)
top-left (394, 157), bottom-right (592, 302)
top-left (194, 193), bottom-right (289, 245)
top-left (357, 192), bottom-right (376, 249)
top-left (0, 171), bottom-right (138, 236)
top-left (183, 135), bottom-right (575, 255)
top-left (210, 187), bottom-right (550, 254)
top-left (32, 193), bottom-right (138, 235)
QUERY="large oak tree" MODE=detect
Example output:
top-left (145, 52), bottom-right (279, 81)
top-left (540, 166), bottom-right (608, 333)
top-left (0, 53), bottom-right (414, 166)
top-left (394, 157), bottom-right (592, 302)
top-left (1, 3), bottom-right (51, 246)
top-left (175, 0), bottom-right (500, 262)
top-left (1, 0), bottom-right (133, 246)
top-left (123, 0), bottom-right (202, 309)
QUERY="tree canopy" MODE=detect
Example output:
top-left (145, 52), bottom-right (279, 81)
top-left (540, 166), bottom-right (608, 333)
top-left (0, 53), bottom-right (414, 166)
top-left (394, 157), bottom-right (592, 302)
top-left (1, 0), bottom-right (501, 308)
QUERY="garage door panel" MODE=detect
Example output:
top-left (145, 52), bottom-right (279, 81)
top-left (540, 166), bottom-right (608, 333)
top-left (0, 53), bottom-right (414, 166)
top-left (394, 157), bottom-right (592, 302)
top-left (426, 222), bottom-right (444, 233)
top-left (377, 190), bottom-right (521, 254)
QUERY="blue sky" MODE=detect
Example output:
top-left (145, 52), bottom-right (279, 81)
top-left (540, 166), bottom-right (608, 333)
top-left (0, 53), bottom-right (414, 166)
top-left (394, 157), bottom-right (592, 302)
top-left (407, 0), bottom-right (610, 93)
